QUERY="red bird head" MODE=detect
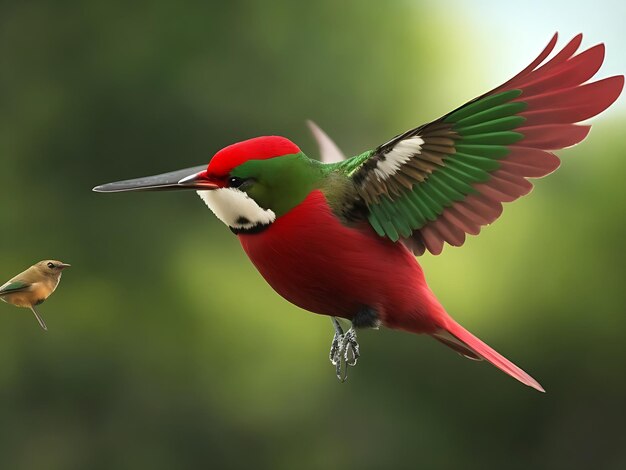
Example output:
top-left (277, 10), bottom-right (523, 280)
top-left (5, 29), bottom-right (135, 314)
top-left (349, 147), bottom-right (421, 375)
top-left (206, 136), bottom-right (301, 180)
top-left (93, 135), bottom-right (321, 233)
top-left (179, 136), bottom-right (320, 232)
top-left (177, 136), bottom-right (301, 189)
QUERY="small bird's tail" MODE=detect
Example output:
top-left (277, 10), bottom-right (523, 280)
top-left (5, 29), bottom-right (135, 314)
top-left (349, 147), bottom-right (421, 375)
top-left (432, 319), bottom-right (544, 392)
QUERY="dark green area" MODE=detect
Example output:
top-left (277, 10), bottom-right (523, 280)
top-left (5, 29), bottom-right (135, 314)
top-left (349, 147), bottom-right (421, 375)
top-left (0, 1), bottom-right (625, 470)
top-left (233, 153), bottom-right (324, 217)
top-left (445, 89), bottom-right (523, 123)
top-left (456, 115), bottom-right (526, 136)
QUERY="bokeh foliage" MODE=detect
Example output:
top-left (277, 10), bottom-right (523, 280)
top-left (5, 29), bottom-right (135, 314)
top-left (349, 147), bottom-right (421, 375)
top-left (0, 1), bottom-right (625, 469)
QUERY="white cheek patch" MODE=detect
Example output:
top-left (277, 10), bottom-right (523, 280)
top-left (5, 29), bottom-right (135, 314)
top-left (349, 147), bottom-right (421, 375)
top-left (196, 188), bottom-right (276, 230)
top-left (375, 135), bottom-right (424, 181)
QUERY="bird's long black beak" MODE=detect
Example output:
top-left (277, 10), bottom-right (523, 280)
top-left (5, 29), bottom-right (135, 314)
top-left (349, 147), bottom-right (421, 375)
top-left (92, 165), bottom-right (219, 193)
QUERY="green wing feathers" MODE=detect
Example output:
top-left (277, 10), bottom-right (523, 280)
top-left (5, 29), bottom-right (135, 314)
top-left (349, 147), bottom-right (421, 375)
top-left (344, 33), bottom-right (624, 255)
top-left (0, 280), bottom-right (30, 296)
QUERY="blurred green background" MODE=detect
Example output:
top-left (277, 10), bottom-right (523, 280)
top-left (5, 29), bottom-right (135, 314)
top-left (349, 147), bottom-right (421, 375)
top-left (1, 1), bottom-right (625, 469)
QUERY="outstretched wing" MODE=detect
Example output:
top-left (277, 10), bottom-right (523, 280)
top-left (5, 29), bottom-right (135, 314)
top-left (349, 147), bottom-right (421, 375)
top-left (340, 33), bottom-right (623, 255)
top-left (0, 280), bottom-right (30, 296)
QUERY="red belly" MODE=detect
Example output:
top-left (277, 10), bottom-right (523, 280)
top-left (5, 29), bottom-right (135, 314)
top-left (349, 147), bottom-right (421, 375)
top-left (238, 190), bottom-right (442, 332)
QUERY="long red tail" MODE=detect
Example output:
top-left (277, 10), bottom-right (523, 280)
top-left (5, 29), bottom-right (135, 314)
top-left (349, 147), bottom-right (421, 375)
top-left (433, 319), bottom-right (545, 392)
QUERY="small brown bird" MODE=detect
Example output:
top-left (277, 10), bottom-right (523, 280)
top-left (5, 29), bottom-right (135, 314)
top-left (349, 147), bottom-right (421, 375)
top-left (0, 260), bottom-right (71, 330)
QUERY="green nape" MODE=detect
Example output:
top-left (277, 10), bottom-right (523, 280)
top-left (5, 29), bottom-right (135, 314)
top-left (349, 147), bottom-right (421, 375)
top-left (231, 152), bottom-right (326, 217)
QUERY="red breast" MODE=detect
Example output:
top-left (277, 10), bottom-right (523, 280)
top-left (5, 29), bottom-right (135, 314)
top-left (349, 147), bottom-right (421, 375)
top-left (238, 190), bottom-right (444, 333)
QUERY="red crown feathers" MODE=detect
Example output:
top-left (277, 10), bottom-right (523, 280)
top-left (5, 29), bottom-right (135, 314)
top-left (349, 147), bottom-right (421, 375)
top-left (206, 136), bottom-right (300, 178)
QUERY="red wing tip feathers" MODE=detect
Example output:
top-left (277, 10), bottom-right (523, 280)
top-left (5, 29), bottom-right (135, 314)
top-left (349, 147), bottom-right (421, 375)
top-left (611, 74), bottom-right (625, 96)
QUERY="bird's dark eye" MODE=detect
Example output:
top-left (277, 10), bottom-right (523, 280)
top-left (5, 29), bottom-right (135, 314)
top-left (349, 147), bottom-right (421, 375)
top-left (228, 176), bottom-right (245, 188)
top-left (47, 262), bottom-right (55, 269)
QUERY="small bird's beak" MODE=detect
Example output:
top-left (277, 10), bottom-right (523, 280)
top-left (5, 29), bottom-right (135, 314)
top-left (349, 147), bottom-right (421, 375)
top-left (59, 263), bottom-right (71, 269)
top-left (93, 165), bottom-right (217, 193)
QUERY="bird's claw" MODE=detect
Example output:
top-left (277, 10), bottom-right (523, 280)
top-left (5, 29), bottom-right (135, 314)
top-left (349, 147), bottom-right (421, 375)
top-left (329, 326), bottom-right (360, 382)
top-left (343, 328), bottom-right (360, 366)
top-left (329, 332), bottom-right (342, 366)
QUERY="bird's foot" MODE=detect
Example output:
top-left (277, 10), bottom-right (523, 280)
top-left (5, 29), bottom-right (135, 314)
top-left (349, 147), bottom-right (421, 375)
top-left (329, 331), bottom-right (343, 367)
top-left (343, 327), bottom-right (360, 366)
top-left (329, 318), bottom-right (360, 382)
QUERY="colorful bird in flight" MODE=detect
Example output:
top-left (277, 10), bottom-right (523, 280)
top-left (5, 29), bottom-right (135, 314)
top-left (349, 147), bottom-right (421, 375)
top-left (94, 34), bottom-right (623, 391)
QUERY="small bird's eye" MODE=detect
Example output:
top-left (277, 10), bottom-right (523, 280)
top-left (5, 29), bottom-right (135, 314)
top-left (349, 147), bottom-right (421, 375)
top-left (228, 176), bottom-right (245, 188)
top-left (47, 262), bottom-right (55, 269)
